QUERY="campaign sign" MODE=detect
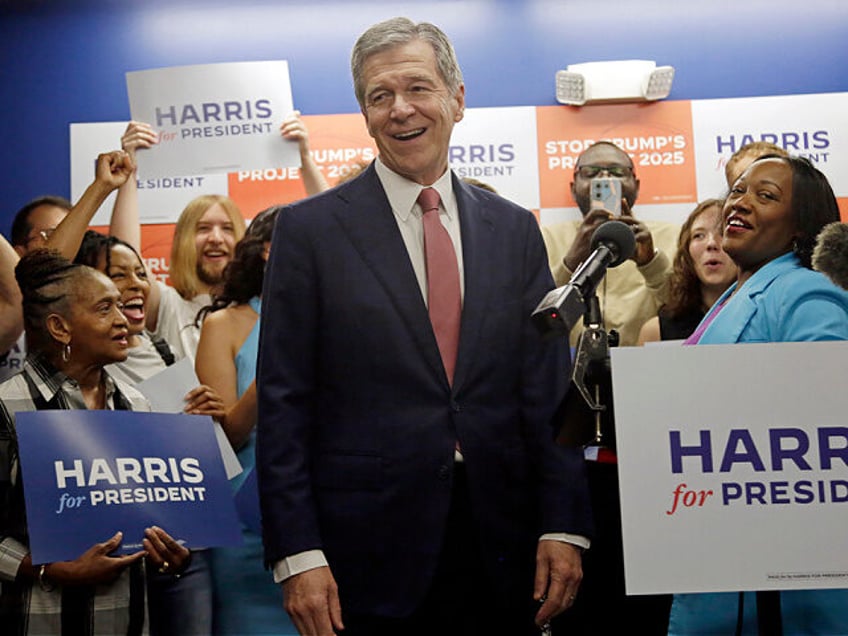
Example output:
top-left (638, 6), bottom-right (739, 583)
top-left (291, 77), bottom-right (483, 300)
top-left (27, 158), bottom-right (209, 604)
top-left (15, 410), bottom-right (242, 564)
top-left (126, 60), bottom-right (299, 179)
top-left (611, 341), bottom-right (848, 595)
top-left (70, 122), bottom-right (230, 226)
top-left (691, 92), bottom-right (848, 202)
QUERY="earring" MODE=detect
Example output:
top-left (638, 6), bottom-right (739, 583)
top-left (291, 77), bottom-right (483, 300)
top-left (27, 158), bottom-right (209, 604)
top-left (62, 343), bottom-right (71, 363)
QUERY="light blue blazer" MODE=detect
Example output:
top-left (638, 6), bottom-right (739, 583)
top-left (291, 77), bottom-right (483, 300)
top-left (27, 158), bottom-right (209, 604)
top-left (671, 253), bottom-right (848, 634)
top-left (699, 252), bottom-right (848, 345)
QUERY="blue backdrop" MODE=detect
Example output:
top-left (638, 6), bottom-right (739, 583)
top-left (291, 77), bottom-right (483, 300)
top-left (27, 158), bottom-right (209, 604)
top-left (2, 0), bottom-right (847, 235)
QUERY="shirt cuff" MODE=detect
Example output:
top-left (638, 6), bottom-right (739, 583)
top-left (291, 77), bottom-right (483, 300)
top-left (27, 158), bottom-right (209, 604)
top-left (0, 537), bottom-right (28, 581)
top-left (272, 549), bottom-right (329, 584)
top-left (540, 533), bottom-right (591, 551)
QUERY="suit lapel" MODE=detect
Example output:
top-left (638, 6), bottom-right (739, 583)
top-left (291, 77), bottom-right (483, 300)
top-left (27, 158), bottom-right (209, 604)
top-left (703, 254), bottom-right (792, 343)
top-left (452, 176), bottom-right (495, 390)
top-left (332, 167), bottom-right (447, 381)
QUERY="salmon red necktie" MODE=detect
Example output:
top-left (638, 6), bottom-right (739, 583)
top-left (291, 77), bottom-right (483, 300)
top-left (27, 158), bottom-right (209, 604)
top-left (418, 187), bottom-right (461, 385)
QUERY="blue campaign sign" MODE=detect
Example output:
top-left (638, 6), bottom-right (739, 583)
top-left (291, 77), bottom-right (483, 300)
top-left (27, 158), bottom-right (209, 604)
top-left (15, 410), bottom-right (243, 564)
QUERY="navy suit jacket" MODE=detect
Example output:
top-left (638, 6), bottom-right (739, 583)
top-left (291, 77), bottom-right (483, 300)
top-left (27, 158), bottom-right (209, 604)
top-left (256, 164), bottom-right (592, 617)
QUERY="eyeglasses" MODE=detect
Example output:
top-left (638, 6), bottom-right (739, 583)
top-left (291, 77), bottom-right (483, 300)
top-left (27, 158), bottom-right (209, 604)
top-left (575, 164), bottom-right (633, 179)
top-left (25, 228), bottom-right (56, 244)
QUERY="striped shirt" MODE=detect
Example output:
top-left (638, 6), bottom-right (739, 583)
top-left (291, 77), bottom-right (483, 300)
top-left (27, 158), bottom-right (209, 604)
top-left (0, 353), bottom-right (151, 635)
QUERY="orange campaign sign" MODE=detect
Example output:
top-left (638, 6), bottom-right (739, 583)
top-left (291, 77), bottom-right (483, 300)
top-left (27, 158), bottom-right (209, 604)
top-left (536, 101), bottom-right (697, 210)
top-left (139, 224), bottom-right (179, 285)
top-left (226, 113), bottom-right (377, 218)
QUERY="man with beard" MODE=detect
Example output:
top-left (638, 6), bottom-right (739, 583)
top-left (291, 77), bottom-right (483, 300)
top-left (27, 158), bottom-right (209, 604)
top-left (142, 194), bottom-right (245, 363)
top-left (541, 141), bottom-right (679, 347)
top-left (541, 141), bottom-right (680, 634)
top-left (109, 113), bottom-right (328, 364)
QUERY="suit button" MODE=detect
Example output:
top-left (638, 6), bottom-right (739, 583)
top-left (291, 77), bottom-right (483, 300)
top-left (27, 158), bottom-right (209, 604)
top-left (438, 464), bottom-right (451, 480)
top-left (451, 401), bottom-right (461, 413)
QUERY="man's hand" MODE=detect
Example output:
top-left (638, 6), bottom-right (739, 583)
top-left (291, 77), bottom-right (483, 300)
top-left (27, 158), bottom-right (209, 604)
top-left (617, 199), bottom-right (656, 266)
top-left (563, 208), bottom-right (614, 271)
top-left (282, 566), bottom-right (344, 636)
top-left (533, 540), bottom-right (583, 627)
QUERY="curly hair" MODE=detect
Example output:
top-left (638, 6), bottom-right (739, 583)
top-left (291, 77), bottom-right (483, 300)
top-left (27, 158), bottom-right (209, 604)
top-left (197, 205), bottom-right (282, 321)
top-left (663, 199), bottom-right (724, 319)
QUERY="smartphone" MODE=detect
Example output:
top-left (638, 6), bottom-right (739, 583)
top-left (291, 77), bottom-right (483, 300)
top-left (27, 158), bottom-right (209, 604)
top-left (590, 177), bottom-right (622, 216)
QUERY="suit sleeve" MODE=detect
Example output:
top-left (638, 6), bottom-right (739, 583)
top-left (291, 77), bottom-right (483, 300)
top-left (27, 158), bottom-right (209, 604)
top-left (520, 215), bottom-right (594, 538)
top-left (256, 206), bottom-right (323, 565)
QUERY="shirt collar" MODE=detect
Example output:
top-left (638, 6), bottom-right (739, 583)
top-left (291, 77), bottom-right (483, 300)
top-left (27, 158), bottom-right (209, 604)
top-left (374, 157), bottom-right (455, 222)
top-left (24, 352), bottom-right (119, 407)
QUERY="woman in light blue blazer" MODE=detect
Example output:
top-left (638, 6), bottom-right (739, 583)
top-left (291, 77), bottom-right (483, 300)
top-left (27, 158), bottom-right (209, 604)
top-left (671, 155), bottom-right (848, 635)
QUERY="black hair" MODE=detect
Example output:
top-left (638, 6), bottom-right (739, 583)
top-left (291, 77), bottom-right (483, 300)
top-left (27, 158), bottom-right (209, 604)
top-left (753, 154), bottom-right (840, 269)
top-left (10, 195), bottom-right (72, 247)
top-left (74, 229), bottom-right (145, 273)
top-left (15, 249), bottom-right (86, 351)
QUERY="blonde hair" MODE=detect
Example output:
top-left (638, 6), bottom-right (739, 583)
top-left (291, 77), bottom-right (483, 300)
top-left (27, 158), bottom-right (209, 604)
top-left (169, 194), bottom-right (245, 299)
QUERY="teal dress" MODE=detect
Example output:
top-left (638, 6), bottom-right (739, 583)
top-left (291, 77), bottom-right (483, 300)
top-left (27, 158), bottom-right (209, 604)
top-left (210, 298), bottom-right (297, 634)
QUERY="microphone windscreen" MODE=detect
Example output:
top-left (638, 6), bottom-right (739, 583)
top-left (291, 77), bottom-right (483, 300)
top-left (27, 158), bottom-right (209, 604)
top-left (813, 222), bottom-right (848, 290)
top-left (591, 220), bottom-right (636, 267)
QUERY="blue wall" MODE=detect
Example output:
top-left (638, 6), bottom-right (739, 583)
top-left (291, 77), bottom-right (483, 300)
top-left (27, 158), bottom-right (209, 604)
top-left (2, 0), bottom-right (847, 234)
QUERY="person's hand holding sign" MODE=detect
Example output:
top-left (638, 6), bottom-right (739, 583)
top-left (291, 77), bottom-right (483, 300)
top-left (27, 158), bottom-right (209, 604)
top-left (143, 525), bottom-right (192, 575)
top-left (33, 531), bottom-right (144, 588)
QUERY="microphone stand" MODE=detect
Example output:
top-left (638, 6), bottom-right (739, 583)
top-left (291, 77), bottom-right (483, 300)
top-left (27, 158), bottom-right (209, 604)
top-left (569, 293), bottom-right (617, 448)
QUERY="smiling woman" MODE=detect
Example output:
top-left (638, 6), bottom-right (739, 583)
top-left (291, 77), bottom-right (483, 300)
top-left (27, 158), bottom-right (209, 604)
top-left (671, 155), bottom-right (848, 635)
top-left (0, 249), bottom-right (191, 635)
top-left (638, 198), bottom-right (737, 344)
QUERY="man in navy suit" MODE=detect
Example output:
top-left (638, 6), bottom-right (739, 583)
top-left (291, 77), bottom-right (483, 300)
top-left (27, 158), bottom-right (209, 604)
top-left (256, 17), bottom-right (592, 635)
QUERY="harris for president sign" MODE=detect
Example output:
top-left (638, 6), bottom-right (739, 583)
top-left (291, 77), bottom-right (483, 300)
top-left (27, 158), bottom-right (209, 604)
top-left (16, 410), bottom-right (242, 564)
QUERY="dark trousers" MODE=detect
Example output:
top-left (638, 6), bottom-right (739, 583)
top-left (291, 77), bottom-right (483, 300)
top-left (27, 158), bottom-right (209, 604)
top-left (554, 461), bottom-right (672, 635)
top-left (342, 463), bottom-right (541, 636)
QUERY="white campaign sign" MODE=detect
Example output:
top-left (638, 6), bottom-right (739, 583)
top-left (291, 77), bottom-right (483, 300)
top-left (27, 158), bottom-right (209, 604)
top-left (450, 106), bottom-right (540, 210)
top-left (126, 61), bottom-right (299, 179)
top-left (70, 122), bottom-right (227, 225)
top-left (691, 92), bottom-right (848, 200)
top-left (611, 341), bottom-right (848, 595)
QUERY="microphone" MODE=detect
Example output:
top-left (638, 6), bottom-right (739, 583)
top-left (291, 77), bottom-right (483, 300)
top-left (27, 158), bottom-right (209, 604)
top-left (532, 220), bottom-right (637, 336)
top-left (813, 222), bottom-right (848, 291)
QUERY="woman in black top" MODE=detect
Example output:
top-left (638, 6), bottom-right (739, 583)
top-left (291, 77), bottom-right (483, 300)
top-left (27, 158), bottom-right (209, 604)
top-left (638, 199), bottom-right (737, 343)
